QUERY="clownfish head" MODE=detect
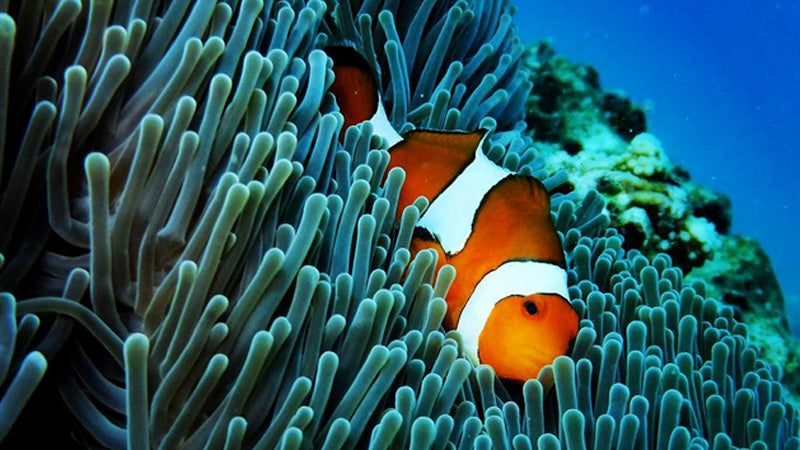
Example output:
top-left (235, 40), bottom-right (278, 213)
top-left (477, 293), bottom-right (579, 383)
top-left (455, 259), bottom-right (579, 383)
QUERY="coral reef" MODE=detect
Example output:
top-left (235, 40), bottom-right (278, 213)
top-left (524, 41), bottom-right (800, 409)
top-left (687, 236), bottom-right (800, 406)
top-left (0, 1), bottom-right (797, 449)
top-left (524, 42), bottom-right (733, 274)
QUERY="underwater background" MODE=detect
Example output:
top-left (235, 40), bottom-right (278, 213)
top-left (2, 0), bottom-right (799, 447)
top-left (513, 0), bottom-right (800, 336)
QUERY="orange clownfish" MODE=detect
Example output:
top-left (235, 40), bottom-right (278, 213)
top-left (327, 46), bottom-right (579, 383)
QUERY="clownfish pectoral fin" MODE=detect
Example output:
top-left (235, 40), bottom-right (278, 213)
top-left (387, 129), bottom-right (491, 219)
top-left (327, 45), bottom-right (402, 146)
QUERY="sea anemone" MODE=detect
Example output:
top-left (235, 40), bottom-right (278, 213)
top-left (0, 0), bottom-right (797, 448)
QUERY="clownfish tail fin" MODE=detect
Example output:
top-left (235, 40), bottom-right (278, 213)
top-left (326, 45), bottom-right (380, 131)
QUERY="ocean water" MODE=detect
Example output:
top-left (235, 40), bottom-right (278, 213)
top-left (513, 1), bottom-right (800, 335)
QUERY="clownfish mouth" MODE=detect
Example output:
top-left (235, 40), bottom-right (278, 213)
top-left (475, 341), bottom-right (554, 383)
top-left (480, 342), bottom-right (553, 369)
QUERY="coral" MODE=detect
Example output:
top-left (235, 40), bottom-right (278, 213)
top-left (524, 39), bottom-right (800, 419)
top-left (687, 236), bottom-right (800, 408)
top-left (0, 1), bottom-right (797, 449)
top-left (523, 43), bottom-right (735, 274)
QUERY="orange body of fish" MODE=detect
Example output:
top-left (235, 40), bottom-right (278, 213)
top-left (327, 46), bottom-right (579, 383)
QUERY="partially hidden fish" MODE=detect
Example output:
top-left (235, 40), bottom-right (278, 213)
top-left (327, 46), bottom-right (579, 383)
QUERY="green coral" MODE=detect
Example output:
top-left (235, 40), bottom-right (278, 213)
top-left (0, 0), bottom-right (797, 449)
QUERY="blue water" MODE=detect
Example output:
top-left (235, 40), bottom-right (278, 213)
top-left (513, 1), bottom-right (800, 334)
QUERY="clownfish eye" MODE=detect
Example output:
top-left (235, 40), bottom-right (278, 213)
top-left (524, 300), bottom-right (538, 315)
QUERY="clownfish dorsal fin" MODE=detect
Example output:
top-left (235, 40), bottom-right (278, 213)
top-left (327, 45), bottom-right (402, 146)
top-left (468, 174), bottom-right (565, 268)
top-left (387, 128), bottom-right (490, 219)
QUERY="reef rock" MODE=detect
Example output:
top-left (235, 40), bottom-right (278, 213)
top-left (524, 41), bottom-right (800, 405)
top-left (687, 235), bottom-right (800, 403)
top-left (524, 42), bottom-right (733, 273)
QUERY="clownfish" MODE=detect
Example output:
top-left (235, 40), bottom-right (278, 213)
top-left (327, 46), bottom-right (579, 383)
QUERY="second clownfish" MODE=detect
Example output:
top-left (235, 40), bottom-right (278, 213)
top-left (327, 46), bottom-right (579, 383)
